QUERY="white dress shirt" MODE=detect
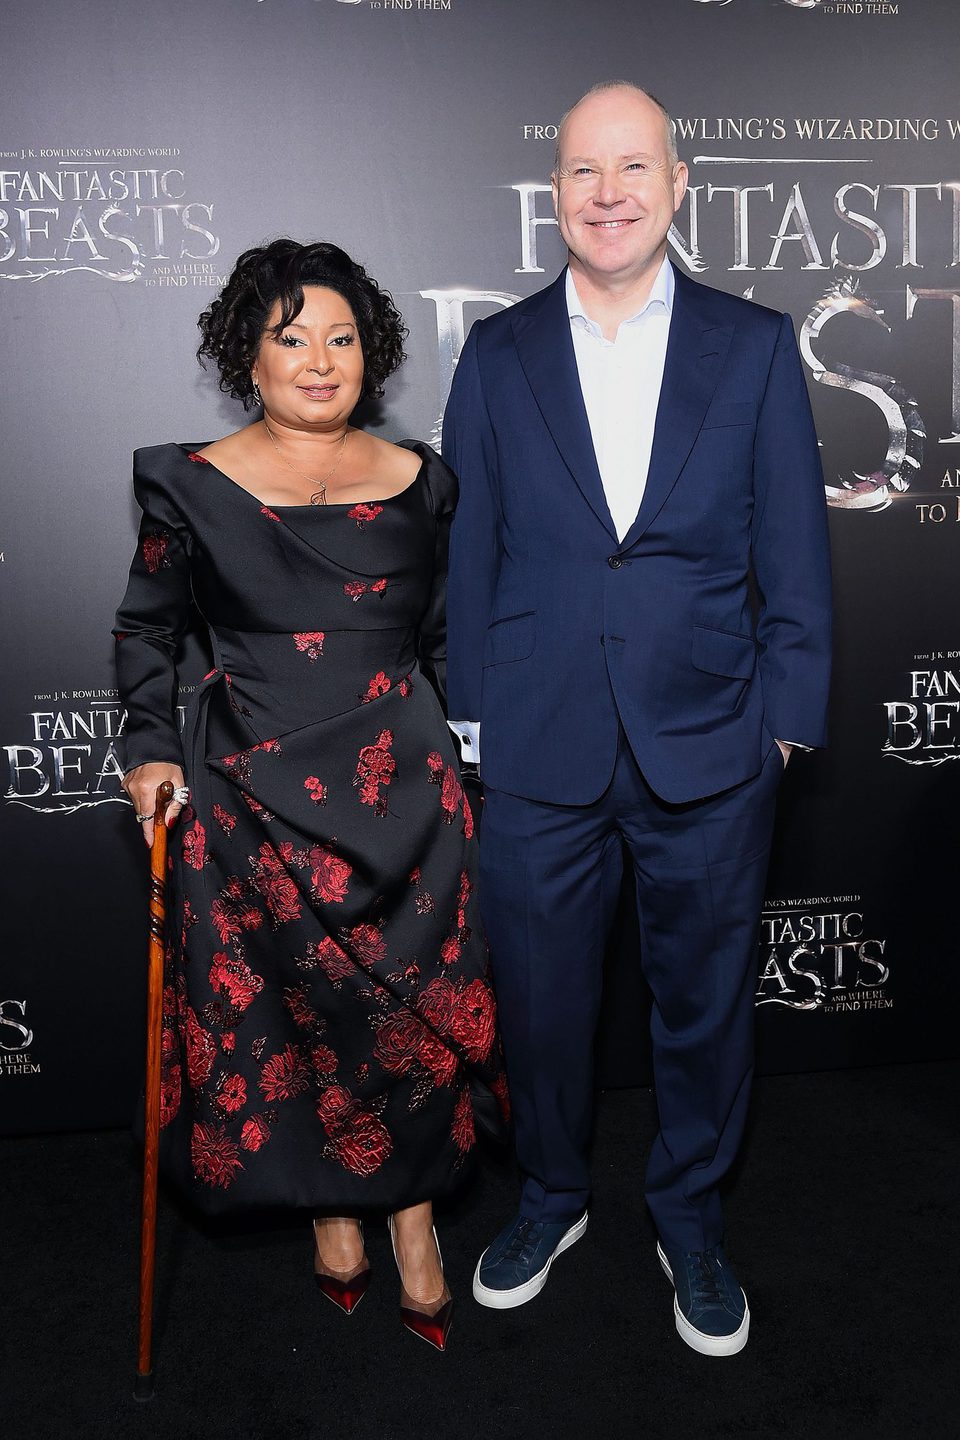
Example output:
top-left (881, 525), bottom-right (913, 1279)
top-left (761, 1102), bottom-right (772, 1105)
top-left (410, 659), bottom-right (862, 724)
top-left (566, 256), bottom-right (674, 542)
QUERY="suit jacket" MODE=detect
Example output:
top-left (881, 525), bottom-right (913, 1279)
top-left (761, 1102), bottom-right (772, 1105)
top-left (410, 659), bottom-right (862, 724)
top-left (441, 265), bottom-right (832, 806)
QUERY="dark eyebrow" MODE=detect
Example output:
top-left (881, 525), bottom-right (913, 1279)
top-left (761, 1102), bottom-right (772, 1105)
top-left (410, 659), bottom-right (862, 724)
top-left (281, 319), bottom-right (356, 330)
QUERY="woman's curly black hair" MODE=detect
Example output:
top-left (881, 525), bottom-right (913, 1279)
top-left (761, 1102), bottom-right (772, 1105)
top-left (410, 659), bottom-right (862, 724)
top-left (197, 239), bottom-right (407, 406)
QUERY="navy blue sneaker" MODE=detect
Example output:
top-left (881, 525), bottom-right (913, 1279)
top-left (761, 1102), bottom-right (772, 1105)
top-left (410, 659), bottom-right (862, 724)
top-left (473, 1211), bottom-right (588, 1309)
top-left (657, 1241), bottom-right (750, 1356)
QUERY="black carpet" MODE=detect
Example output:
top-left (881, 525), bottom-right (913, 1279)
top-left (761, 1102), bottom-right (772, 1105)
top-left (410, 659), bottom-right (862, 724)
top-left (5, 1062), bottom-right (957, 1440)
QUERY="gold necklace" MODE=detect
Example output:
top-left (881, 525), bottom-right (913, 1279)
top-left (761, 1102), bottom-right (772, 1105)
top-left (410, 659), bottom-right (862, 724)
top-left (262, 421), bottom-right (349, 505)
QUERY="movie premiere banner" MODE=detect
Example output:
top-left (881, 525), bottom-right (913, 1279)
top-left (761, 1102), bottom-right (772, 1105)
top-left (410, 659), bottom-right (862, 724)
top-left (1, 0), bottom-right (956, 1133)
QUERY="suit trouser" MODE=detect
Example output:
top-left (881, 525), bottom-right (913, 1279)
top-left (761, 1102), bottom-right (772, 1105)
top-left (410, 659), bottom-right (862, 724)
top-left (479, 727), bottom-right (783, 1252)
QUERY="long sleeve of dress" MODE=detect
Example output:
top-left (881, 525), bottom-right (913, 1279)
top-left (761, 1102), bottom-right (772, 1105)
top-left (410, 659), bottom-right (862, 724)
top-left (416, 450), bottom-right (459, 717)
top-left (113, 453), bottom-right (194, 773)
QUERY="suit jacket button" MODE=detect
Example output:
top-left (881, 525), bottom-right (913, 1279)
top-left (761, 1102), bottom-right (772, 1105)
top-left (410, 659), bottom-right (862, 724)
top-left (608, 555), bottom-right (623, 569)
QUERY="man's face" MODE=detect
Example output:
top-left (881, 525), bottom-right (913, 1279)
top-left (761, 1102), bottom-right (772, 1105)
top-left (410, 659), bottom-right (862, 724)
top-left (552, 88), bottom-right (687, 286)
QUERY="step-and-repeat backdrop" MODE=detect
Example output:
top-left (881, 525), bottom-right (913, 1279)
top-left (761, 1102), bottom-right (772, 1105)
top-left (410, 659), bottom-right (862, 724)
top-left (2, 0), bottom-right (957, 1132)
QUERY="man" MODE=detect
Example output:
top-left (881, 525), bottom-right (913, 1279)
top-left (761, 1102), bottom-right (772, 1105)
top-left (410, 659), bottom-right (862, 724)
top-left (441, 82), bottom-right (831, 1356)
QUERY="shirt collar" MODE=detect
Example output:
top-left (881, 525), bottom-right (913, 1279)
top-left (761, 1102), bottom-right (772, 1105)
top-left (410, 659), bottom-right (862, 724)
top-left (565, 255), bottom-right (674, 336)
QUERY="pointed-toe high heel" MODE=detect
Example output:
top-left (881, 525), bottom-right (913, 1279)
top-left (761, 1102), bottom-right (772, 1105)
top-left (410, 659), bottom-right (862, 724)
top-left (313, 1219), bottom-right (371, 1315)
top-left (388, 1216), bottom-right (453, 1352)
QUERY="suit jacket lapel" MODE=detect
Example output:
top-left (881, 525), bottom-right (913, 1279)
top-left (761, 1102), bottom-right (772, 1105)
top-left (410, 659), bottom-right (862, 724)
top-left (512, 271), bottom-right (617, 539)
top-left (622, 270), bottom-right (734, 550)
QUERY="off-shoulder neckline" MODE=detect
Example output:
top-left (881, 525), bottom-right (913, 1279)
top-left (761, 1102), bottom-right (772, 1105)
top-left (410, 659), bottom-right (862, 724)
top-left (172, 440), bottom-right (431, 511)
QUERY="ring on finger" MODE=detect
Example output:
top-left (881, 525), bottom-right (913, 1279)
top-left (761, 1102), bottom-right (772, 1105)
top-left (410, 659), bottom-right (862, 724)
top-left (172, 785), bottom-right (190, 805)
top-left (135, 813), bottom-right (151, 824)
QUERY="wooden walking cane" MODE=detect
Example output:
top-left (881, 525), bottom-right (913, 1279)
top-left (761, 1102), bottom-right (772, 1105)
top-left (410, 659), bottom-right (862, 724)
top-left (134, 780), bottom-right (175, 1401)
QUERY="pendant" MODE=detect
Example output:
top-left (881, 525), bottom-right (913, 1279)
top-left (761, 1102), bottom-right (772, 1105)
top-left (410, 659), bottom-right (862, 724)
top-left (309, 485), bottom-right (327, 507)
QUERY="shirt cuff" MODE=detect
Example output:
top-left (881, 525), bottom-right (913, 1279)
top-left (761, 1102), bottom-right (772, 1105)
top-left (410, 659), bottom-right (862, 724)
top-left (449, 720), bottom-right (481, 767)
top-left (777, 740), bottom-right (812, 752)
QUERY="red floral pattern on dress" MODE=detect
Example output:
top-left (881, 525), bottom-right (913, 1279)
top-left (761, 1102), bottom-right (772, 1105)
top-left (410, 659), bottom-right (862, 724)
top-left (308, 842), bottom-right (352, 904)
top-left (249, 841), bottom-right (302, 926)
top-left (253, 738), bottom-right (282, 757)
top-left (261, 505), bottom-right (281, 522)
top-left (160, 1063), bottom-right (182, 1129)
top-left (221, 1031), bottom-right (236, 1054)
top-left (425, 755), bottom-right (474, 835)
top-left (184, 1007), bottom-right (217, 1089)
top-left (347, 502), bottom-right (383, 529)
top-left (373, 1006), bottom-right (458, 1089)
top-left (160, 983), bottom-right (182, 1127)
top-left (210, 878), bottom-right (263, 945)
top-left (342, 1116), bottom-right (394, 1175)
top-left (354, 728), bottom-right (396, 816)
top-left (209, 952), bottom-right (264, 1014)
top-left (221, 750), bottom-right (248, 783)
top-left (142, 531), bottom-right (171, 574)
top-left (342, 922), bottom-right (387, 969)
top-left (458, 869), bottom-right (472, 915)
top-left (451, 1085), bottom-right (476, 1153)
top-left (297, 935), bottom-right (354, 987)
top-left (304, 775), bottom-right (327, 806)
top-left (440, 936), bottom-right (461, 967)
top-left (439, 766), bottom-right (462, 825)
top-left (310, 1043), bottom-right (338, 1076)
top-left (212, 803), bottom-right (237, 835)
top-left (361, 671), bottom-right (392, 704)
top-left (317, 1086), bottom-right (393, 1177)
top-left (398, 675), bottom-right (413, 699)
top-left (181, 817), bottom-right (208, 870)
top-left (426, 752), bottom-right (444, 782)
top-left (373, 1009), bottom-right (425, 1077)
top-left (372, 972), bottom-right (495, 1085)
top-left (417, 975), bottom-right (457, 1035)
top-left (241, 793), bottom-right (275, 822)
top-left (415, 1028), bottom-right (459, 1087)
top-left (492, 1072), bottom-right (511, 1124)
top-left (410, 866), bottom-right (435, 915)
top-left (216, 1073), bottom-right (247, 1114)
top-left (191, 1122), bottom-right (243, 1188)
top-left (343, 578), bottom-right (388, 602)
top-left (316, 1084), bottom-right (352, 1126)
top-left (293, 632), bottom-right (325, 661)
top-left (239, 1114), bottom-right (272, 1152)
top-left (187, 452), bottom-right (210, 465)
top-left (283, 985), bottom-right (318, 1030)
top-left (448, 978), bottom-right (497, 1064)
top-left (258, 1043), bottom-right (311, 1102)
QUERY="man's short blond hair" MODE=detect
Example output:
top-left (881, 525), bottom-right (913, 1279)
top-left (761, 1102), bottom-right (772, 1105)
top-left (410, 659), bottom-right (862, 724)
top-left (554, 81), bottom-right (678, 173)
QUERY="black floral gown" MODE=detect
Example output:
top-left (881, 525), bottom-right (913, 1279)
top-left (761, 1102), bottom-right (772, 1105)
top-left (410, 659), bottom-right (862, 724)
top-left (114, 441), bottom-right (506, 1214)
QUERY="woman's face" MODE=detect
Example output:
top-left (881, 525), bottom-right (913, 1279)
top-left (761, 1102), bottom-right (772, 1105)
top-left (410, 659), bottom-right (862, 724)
top-left (252, 285), bottom-right (365, 429)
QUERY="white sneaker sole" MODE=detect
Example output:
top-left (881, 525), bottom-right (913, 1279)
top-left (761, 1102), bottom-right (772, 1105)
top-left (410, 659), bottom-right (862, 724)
top-left (473, 1211), bottom-right (589, 1310)
top-left (657, 1241), bottom-right (750, 1357)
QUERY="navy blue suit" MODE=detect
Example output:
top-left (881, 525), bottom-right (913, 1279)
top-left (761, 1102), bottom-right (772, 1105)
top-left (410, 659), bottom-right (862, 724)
top-left (442, 267), bottom-right (831, 1248)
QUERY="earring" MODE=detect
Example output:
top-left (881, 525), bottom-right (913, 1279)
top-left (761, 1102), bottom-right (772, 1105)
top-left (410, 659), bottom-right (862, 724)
top-left (251, 379), bottom-right (262, 407)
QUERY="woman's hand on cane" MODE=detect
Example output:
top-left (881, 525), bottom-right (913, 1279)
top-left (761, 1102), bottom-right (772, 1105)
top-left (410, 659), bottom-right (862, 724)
top-left (123, 763), bottom-right (188, 847)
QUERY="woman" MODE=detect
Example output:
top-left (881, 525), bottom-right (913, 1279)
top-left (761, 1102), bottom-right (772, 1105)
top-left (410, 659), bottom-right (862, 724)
top-left (114, 239), bottom-right (506, 1352)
